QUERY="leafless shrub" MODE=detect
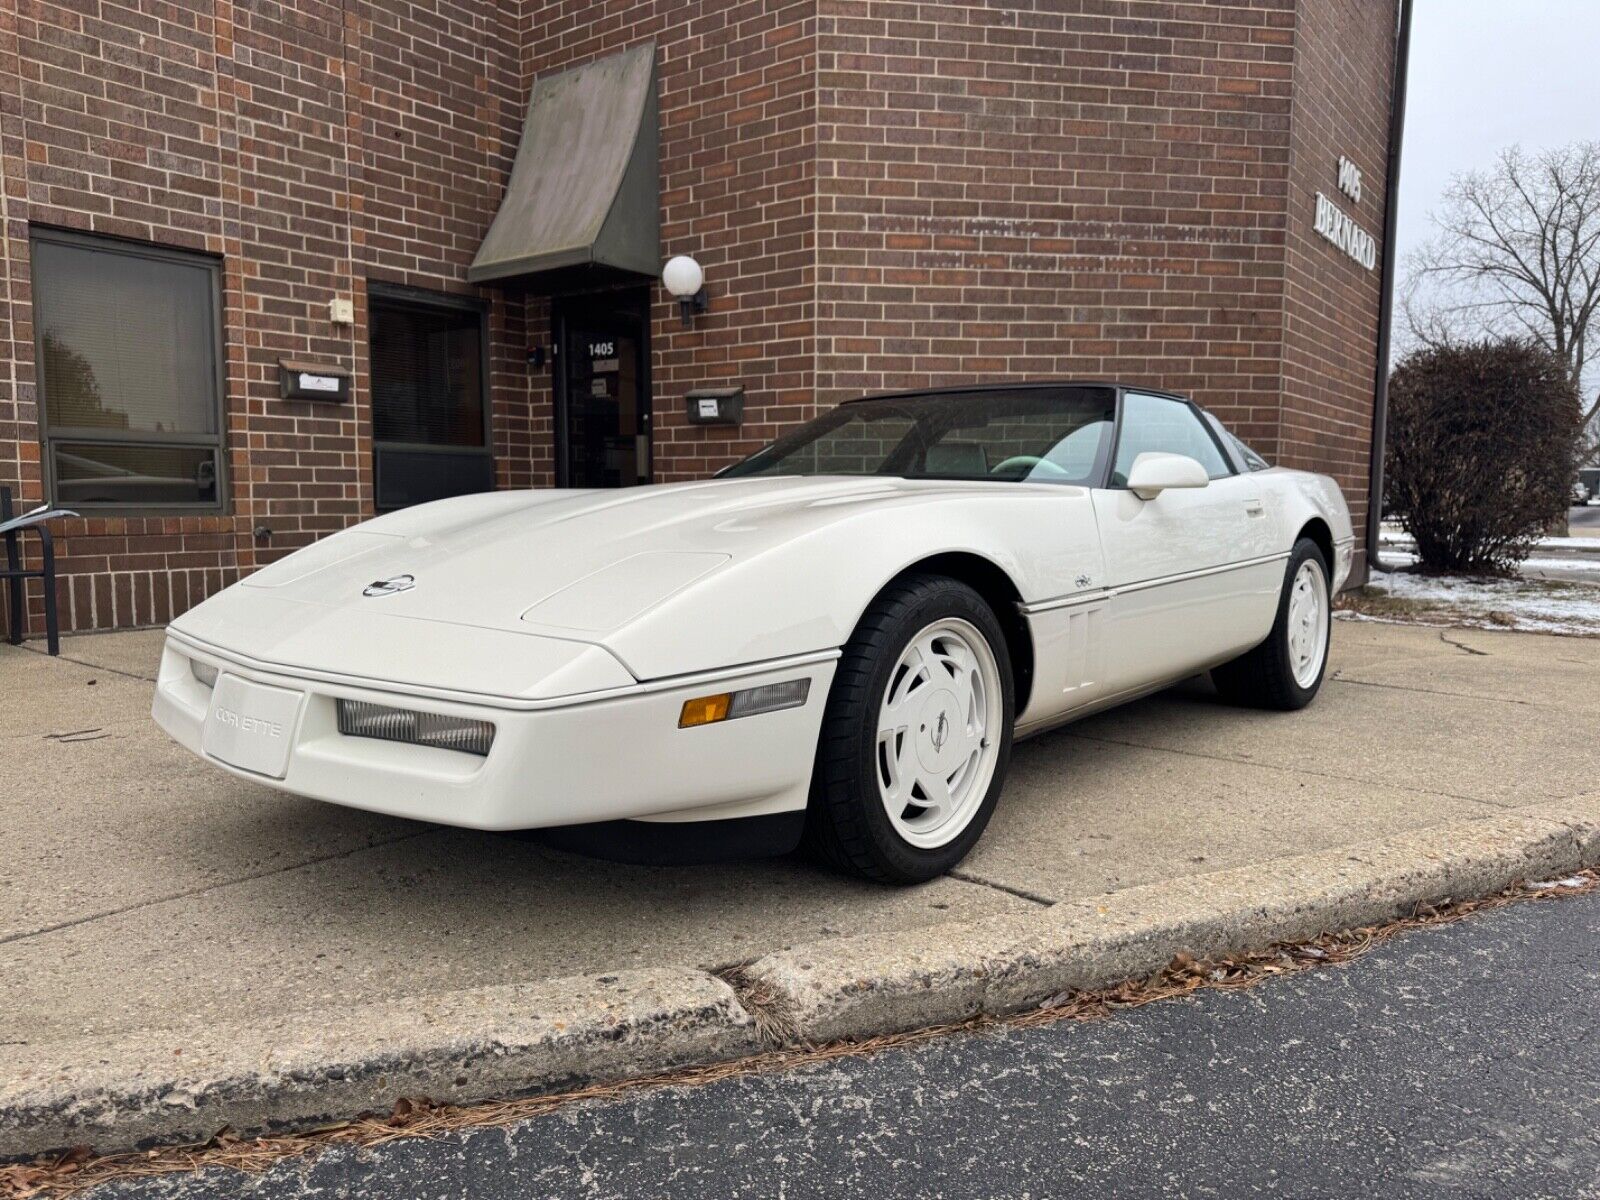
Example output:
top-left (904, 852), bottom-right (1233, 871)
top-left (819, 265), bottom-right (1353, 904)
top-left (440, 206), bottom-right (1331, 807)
top-left (1385, 338), bottom-right (1581, 573)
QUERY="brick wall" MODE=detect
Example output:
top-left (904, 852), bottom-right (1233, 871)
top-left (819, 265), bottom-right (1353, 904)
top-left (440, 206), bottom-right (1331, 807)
top-left (813, 1), bottom-right (1300, 449)
top-left (0, 0), bottom-right (529, 635)
top-left (1279, 0), bottom-right (1396, 552)
top-left (519, 0), bottom-right (819, 483)
top-left (0, 0), bottom-right (1397, 638)
top-left (808, 0), bottom-right (1394, 543)
top-left (1, 0), bottom-right (238, 629)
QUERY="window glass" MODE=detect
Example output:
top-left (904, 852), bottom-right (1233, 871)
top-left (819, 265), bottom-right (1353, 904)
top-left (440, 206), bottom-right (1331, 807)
top-left (32, 232), bottom-right (223, 509)
top-left (1111, 393), bottom-right (1232, 486)
top-left (741, 411), bottom-right (921, 478)
top-left (370, 299), bottom-right (485, 447)
top-left (1205, 414), bottom-right (1271, 471)
top-left (53, 443), bottom-right (218, 507)
top-left (723, 388), bottom-right (1116, 485)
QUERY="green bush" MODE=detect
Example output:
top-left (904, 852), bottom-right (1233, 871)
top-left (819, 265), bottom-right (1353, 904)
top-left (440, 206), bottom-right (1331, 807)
top-left (1384, 339), bottom-right (1580, 574)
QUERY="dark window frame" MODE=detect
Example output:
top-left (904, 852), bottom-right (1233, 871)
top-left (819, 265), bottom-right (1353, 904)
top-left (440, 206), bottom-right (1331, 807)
top-left (30, 226), bottom-right (228, 515)
top-left (367, 281), bottom-right (493, 511)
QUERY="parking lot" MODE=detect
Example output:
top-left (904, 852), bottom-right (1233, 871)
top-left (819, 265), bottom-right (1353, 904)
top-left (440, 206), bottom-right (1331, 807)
top-left (4, 618), bottom-right (1599, 1052)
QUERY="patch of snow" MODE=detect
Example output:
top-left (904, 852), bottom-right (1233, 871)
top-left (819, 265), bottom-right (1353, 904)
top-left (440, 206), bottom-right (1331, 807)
top-left (1528, 877), bottom-right (1588, 890)
top-left (1350, 568), bottom-right (1600, 637)
top-left (1519, 556), bottom-right (1600, 576)
top-left (1372, 550), bottom-right (1600, 581)
top-left (1378, 526), bottom-right (1600, 554)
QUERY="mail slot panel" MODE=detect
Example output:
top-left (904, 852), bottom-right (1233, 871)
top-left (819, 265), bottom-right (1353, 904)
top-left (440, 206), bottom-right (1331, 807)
top-left (279, 361), bottom-right (351, 402)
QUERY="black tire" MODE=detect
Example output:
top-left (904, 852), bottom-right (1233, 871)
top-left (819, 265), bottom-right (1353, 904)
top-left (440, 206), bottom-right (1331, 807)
top-left (804, 574), bottom-right (1015, 885)
top-left (1211, 537), bottom-right (1331, 711)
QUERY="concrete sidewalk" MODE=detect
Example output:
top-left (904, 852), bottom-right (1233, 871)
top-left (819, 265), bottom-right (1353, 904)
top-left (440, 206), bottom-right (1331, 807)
top-left (3, 619), bottom-right (1598, 1152)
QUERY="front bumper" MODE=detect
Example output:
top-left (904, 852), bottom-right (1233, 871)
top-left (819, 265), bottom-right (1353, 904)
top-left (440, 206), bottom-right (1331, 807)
top-left (153, 634), bottom-right (836, 831)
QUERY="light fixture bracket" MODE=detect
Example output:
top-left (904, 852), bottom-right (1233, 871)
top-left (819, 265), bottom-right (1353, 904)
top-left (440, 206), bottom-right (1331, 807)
top-left (678, 287), bottom-right (708, 326)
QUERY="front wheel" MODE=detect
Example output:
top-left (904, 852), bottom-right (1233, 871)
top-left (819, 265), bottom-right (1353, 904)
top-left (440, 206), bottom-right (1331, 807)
top-left (1211, 537), bottom-right (1331, 710)
top-left (804, 575), bottom-right (1014, 884)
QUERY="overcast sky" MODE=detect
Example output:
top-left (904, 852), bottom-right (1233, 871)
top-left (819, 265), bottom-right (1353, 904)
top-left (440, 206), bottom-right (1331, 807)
top-left (1395, 0), bottom-right (1600, 266)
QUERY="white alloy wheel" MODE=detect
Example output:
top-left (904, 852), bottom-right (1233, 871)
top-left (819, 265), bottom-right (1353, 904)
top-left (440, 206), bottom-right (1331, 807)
top-left (1286, 557), bottom-right (1329, 689)
top-left (875, 617), bottom-right (1004, 850)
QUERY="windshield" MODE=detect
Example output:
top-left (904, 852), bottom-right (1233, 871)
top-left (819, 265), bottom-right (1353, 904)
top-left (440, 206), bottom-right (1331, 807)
top-left (721, 387), bottom-right (1117, 484)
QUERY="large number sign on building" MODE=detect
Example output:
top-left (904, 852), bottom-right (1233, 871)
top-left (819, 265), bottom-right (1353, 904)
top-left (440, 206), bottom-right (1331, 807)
top-left (1314, 155), bottom-right (1379, 270)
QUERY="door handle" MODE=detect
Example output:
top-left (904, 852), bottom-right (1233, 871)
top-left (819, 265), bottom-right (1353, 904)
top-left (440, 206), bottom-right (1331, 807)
top-left (1244, 500), bottom-right (1265, 518)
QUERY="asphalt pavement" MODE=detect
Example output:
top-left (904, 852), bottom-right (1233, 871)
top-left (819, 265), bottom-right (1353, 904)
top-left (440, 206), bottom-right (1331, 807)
top-left (80, 887), bottom-right (1600, 1200)
top-left (1572, 503), bottom-right (1600, 533)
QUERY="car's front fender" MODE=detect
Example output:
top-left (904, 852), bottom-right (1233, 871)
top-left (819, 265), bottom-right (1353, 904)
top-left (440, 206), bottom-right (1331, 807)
top-left (601, 488), bottom-right (1102, 681)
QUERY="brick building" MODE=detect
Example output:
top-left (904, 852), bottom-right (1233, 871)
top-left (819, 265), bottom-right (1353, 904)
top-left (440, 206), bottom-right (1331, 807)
top-left (0, 0), bottom-right (1404, 636)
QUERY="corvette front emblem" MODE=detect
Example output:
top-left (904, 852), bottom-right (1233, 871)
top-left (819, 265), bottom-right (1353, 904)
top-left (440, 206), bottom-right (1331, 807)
top-left (363, 574), bottom-right (415, 597)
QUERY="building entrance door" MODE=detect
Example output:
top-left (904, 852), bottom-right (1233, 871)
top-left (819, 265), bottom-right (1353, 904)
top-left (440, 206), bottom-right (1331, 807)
top-left (553, 289), bottom-right (651, 487)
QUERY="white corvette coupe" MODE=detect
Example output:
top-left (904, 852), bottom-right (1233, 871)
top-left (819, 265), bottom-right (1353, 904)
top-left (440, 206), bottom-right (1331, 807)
top-left (154, 383), bottom-right (1353, 883)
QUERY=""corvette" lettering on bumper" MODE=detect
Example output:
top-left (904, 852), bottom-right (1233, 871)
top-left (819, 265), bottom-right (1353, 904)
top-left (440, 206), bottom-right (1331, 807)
top-left (212, 707), bottom-right (284, 738)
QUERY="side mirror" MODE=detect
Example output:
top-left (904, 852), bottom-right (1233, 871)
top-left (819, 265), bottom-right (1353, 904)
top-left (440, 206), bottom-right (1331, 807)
top-left (1126, 452), bottom-right (1209, 501)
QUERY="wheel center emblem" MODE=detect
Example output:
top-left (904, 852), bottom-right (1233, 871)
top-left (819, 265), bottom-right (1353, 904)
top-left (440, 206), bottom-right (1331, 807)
top-left (931, 711), bottom-right (949, 751)
top-left (363, 574), bottom-right (415, 597)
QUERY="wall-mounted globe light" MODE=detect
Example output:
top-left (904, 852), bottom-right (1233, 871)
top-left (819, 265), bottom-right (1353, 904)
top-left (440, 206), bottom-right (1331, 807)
top-left (662, 255), bottom-right (708, 327)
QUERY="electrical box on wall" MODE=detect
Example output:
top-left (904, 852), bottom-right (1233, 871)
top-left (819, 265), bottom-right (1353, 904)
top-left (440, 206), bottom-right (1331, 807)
top-left (278, 360), bottom-right (352, 402)
top-left (684, 385), bottom-right (744, 427)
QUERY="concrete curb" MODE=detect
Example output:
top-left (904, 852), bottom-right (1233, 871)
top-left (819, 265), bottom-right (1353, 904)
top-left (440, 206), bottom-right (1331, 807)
top-left (742, 796), bottom-right (1600, 1044)
top-left (0, 969), bottom-right (759, 1160)
top-left (4, 795), bottom-right (1598, 1159)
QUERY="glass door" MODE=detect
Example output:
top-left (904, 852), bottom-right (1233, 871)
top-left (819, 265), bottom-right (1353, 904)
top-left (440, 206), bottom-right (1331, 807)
top-left (553, 289), bottom-right (651, 487)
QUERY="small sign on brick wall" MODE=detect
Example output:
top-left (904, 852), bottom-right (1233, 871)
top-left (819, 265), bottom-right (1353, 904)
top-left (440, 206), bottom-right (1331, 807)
top-left (684, 386), bottom-right (744, 426)
top-left (278, 360), bottom-right (352, 402)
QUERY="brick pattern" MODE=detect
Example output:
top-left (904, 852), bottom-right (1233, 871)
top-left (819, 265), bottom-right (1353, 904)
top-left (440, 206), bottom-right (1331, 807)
top-left (0, 0), bottom-right (241, 634)
top-left (0, 0), bottom-right (1397, 638)
top-left (354, 0), bottom-right (532, 491)
top-left (809, 0), bottom-right (1393, 532)
top-left (1278, 0), bottom-right (1395, 544)
top-left (520, 0), bottom-right (819, 483)
top-left (814, 1), bottom-right (1300, 451)
top-left (221, 0), bottom-right (360, 568)
top-left (0, 0), bottom-right (531, 636)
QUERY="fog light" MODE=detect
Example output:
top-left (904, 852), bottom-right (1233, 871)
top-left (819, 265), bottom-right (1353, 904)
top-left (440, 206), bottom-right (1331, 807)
top-left (679, 678), bottom-right (810, 728)
top-left (337, 700), bottom-right (495, 756)
top-left (190, 658), bottom-right (219, 689)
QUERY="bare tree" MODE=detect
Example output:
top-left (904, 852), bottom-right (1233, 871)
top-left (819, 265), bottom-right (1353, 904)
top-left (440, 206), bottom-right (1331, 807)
top-left (1398, 264), bottom-right (1486, 353)
top-left (1408, 142), bottom-right (1600, 464)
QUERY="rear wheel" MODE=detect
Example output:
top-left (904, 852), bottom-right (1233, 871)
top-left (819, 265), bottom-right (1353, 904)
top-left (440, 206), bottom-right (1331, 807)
top-left (1211, 537), bottom-right (1331, 710)
top-left (804, 575), bottom-right (1014, 884)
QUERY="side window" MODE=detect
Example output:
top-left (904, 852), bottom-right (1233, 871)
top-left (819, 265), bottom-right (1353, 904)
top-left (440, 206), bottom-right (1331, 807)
top-left (1204, 412), bottom-right (1271, 472)
top-left (1111, 393), bottom-right (1233, 486)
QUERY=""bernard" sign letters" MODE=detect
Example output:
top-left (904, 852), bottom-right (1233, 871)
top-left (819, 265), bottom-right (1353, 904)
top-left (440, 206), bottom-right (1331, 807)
top-left (1313, 154), bottom-right (1377, 271)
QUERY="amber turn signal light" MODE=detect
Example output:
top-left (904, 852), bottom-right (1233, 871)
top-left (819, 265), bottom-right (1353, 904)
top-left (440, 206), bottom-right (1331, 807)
top-left (679, 679), bottom-right (812, 729)
top-left (679, 693), bottom-right (732, 727)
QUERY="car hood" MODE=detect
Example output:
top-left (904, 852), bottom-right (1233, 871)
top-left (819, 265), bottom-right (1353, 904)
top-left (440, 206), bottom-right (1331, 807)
top-left (171, 474), bottom-right (1102, 693)
top-left (187, 476), bottom-right (999, 633)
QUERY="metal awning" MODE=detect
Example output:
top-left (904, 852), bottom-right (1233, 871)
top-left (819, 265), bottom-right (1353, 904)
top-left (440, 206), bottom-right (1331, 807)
top-left (469, 43), bottom-right (659, 289)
